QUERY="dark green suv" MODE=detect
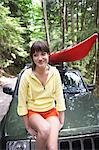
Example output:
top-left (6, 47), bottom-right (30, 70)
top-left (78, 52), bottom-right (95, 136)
top-left (0, 65), bottom-right (99, 150)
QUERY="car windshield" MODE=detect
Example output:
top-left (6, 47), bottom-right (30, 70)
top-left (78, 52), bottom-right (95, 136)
top-left (63, 71), bottom-right (87, 94)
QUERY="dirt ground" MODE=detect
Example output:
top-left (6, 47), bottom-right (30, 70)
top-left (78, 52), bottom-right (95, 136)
top-left (0, 77), bottom-right (17, 122)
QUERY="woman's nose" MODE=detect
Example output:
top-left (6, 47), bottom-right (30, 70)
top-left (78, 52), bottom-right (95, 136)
top-left (38, 54), bottom-right (43, 60)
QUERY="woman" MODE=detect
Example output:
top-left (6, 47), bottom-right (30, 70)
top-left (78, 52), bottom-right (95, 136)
top-left (17, 41), bottom-right (66, 150)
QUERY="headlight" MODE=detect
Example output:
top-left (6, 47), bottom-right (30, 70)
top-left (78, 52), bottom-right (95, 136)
top-left (6, 139), bottom-right (30, 150)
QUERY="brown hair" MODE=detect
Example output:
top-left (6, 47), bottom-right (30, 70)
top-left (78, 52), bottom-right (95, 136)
top-left (30, 41), bottom-right (50, 69)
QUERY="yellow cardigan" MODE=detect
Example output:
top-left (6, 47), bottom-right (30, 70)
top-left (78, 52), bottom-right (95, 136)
top-left (17, 65), bottom-right (66, 116)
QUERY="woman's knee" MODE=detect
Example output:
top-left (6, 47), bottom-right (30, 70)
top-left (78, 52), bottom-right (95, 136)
top-left (47, 143), bottom-right (58, 150)
top-left (38, 123), bottom-right (50, 140)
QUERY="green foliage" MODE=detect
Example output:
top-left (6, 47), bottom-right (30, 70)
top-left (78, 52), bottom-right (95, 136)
top-left (0, 0), bottom-right (98, 83)
top-left (0, 4), bottom-right (27, 68)
top-left (30, 4), bottom-right (45, 41)
top-left (45, 0), bottom-right (98, 84)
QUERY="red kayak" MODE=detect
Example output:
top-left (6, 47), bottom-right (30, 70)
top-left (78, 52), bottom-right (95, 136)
top-left (50, 33), bottom-right (98, 64)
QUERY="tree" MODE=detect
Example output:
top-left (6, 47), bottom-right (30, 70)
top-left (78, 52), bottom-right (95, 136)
top-left (41, 0), bottom-right (50, 48)
top-left (0, 4), bottom-right (27, 73)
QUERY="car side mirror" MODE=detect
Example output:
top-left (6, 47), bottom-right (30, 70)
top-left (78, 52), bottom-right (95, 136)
top-left (3, 87), bottom-right (14, 95)
top-left (87, 84), bottom-right (95, 91)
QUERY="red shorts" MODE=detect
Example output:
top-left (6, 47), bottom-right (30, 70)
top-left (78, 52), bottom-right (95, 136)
top-left (28, 108), bottom-right (59, 119)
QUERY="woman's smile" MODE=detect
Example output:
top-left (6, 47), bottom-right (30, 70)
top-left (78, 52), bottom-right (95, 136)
top-left (33, 51), bottom-right (49, 68)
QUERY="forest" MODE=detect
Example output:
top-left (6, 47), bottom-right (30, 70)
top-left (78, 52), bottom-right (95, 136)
top-left (0, 0), bottom-right (99, 95)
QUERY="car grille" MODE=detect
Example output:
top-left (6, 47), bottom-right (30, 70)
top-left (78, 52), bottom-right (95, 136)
top-left (5, 135), bottom-right (99, 150)
top-left (58, 135), bottom-right (99, 150)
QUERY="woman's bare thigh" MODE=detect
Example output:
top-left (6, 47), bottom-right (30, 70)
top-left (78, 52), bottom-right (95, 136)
top-left (28, 113), bottom-right (50, 133)
top-left (46, 116), bottom-right (60, 144)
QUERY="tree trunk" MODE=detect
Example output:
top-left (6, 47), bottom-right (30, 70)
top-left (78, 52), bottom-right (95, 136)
top-left (71, 1), bottom-right (75, 43)
top-left (41, 0), bottom-right (50, 48)
top-left (62, 0), bottom-right (65, 49)
top-left (65, 3), bottom-right (68, 32)
top-left (76, 0), bottom-right (79, 43)
top-left (95, 0), bottom-right (99, 96)
top-left (81, 0), bottom-right (87, 31)
top-left (59, 0), bottom-right (65, 49)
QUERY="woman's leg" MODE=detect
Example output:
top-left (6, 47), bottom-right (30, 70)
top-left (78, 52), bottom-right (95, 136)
top-left (46, 116), bottom-right (60, 150)
top-left (29, 114), bottom-right (50, 150)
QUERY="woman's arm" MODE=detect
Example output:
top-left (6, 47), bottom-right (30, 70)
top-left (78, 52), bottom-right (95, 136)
top-left (22, 115), bottom-right (30, 130)
top-left (59, 111), bottom-right (65, 130)
top-left (54, 69), bottom-right (66, 111)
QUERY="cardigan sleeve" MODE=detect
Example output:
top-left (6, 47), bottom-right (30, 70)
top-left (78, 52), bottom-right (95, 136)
top-left (17, 71), bottom-right (28, 116)
top-left (54, 69), bottom-right (66, 111)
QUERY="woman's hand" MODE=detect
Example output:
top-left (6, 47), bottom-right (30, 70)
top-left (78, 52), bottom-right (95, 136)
top-left (59, 111), bottom-right (65, 131)
top-left (26, 127), bottom-right (37, 140)
top-left (22, 115), bottom-right (37, 139)
top-left (59, 123), bottom-right (63, 131)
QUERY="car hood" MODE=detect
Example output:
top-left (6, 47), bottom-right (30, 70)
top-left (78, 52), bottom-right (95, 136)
top-left (1, 93), bottom-right (99, 139)
top-left (60, 125), bottom-right (99, 138)
top-left (60, 93), bottom-right (99, 137)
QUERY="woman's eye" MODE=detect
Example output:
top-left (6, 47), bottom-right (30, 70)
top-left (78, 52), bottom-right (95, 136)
top-left (33, 54), bottom-right (38, 57)
top-left (42, 52), bottom-right (46, 56)
top-left (33, 52), bottom-right (47, 57)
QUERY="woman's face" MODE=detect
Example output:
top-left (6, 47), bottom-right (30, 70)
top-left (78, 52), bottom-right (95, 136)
top-left (32, 51), bottom-right (49, 69)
